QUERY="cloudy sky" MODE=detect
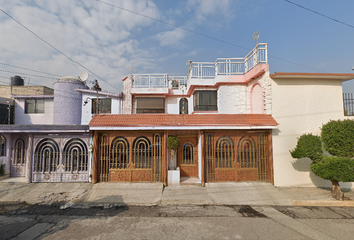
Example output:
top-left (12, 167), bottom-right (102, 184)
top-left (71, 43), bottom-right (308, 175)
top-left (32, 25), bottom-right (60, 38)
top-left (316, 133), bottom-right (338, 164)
top-left (1, 0), bottom-right (354, 92)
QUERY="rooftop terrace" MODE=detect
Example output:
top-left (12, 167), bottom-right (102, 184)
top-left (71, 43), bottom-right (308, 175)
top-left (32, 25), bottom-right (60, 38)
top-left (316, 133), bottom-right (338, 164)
top-left (132, 43), bottom-right (267, 90)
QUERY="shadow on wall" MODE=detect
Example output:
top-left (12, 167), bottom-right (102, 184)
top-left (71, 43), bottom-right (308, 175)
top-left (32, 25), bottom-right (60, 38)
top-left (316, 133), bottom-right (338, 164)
top-left (292, 158), bottom-right (353, 189)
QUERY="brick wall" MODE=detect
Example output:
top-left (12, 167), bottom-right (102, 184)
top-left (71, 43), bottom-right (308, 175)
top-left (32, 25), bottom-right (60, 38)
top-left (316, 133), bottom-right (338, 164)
top-left (122, 77), bottom-right (132, 114)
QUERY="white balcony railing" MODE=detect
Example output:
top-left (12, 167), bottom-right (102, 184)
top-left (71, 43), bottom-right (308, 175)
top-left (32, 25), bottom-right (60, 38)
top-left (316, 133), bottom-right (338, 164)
top-left (189, 43), bottom-right (267, 79)
top-left (132, 74), bottom-right (187, 89)
top-left (132, 43), bottom-right (267, 88)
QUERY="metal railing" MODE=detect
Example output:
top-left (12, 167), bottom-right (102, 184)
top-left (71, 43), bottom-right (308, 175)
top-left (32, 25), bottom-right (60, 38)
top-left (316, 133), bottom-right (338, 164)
top-left (132, 74), bottom-right (187, 89)
top-left (189, 43), bottom-right (267, 79)
top-left (132, 43), bottom-right (268, 87)
top-left (343, 93), bottom-right (354, 116)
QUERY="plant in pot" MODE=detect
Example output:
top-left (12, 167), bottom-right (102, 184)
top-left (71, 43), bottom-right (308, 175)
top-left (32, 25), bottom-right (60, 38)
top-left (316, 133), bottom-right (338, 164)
top-left (167, 136), bottom-right (180, 170)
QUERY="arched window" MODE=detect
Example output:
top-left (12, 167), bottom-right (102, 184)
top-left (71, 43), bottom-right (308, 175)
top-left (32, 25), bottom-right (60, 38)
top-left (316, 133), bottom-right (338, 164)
top-left (179, 98), bottom-right (188, 114)
top-left (182, 143), bottom-right (194, 164)
top-left (215, 136), bottom-right (234, 168)
top-left (111, 136), bottom-right (129, 169)
top-left (133, 136), bottom-right (151, 169)
top-left (14, 138), bottom-right (26, 165)
top-left (0, 134), bottom-right (6, 156)
top-left (63, 138), bottom-right (88, 173)
top-left (238, 136), bottom-right (257, 168)
top-left (34, 138), bottom-right (60, 173)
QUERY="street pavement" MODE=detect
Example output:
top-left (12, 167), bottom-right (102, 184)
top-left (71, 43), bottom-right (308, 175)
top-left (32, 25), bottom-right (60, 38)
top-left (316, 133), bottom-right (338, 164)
top-left (1, 177), bottom-right (354, 207)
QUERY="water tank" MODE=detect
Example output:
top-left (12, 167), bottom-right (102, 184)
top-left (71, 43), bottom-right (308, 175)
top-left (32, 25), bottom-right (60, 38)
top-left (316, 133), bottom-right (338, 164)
top-left (11, 76), bottom-right (24, 86)
top-left (53, 76), bottom-right (89, 125)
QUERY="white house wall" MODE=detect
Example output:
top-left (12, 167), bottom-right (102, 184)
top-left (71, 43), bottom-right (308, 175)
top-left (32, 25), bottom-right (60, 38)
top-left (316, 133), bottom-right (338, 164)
top-left (14, 99), bottom-right (54, 124)
top-left (272, 77), bottom-right (353, 188)
top-left (81, 93), bottom-right (122, 125)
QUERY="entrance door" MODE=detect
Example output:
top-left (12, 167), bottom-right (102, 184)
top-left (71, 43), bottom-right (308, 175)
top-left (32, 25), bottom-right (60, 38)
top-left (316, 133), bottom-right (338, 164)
top-left (11, 138), bottom-right (26, 177)
top-left (178, 137), bottom-right (198, 178)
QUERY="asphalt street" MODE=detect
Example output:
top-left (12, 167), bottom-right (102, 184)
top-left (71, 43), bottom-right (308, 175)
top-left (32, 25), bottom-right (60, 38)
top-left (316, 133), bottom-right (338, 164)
top-left (1, 203), bottom-right (354, 240)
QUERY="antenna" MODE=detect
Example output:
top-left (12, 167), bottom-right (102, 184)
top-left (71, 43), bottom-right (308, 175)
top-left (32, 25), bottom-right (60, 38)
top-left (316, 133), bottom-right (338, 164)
top-left (130, 66), bottom-right (134, 79)
top-left (253, 31), bottom-right (260, 45)
top-left (79, 71), bottom-right (89, 81)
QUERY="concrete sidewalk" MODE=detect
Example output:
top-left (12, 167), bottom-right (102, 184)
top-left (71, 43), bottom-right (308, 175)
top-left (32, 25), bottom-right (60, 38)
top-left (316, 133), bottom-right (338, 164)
top-left (1, 177), bottom-right (354, 207)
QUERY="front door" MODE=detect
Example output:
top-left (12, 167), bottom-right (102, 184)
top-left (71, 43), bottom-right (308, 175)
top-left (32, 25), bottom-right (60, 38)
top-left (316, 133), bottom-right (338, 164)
top-left (11, 137), bottom-right (26, 177)
top-left (178, 137), bottom-right (198, 178)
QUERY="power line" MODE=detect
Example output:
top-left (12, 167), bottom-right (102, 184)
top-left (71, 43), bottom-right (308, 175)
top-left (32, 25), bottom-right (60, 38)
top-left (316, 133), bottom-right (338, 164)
top-left (0, 63), bottom-right (63, 77)
top-left (0, 69), bottom-right (60, 80)
top-left (284, 0), bottom-right (354, 29)
top-left (0, 8), bottom-right (120, 91)
top-left (96, 0), bottom-right (250, 52)
top-left (96, 0), bottom-right (329, 73)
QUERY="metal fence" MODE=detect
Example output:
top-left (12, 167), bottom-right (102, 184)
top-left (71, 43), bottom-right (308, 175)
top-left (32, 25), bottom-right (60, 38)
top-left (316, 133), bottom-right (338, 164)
top-left (343, 93), bottom-right (354, 116)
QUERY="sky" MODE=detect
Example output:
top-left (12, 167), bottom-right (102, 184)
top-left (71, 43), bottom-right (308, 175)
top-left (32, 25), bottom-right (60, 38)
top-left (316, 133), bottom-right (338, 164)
top-left (1, 0), bottom-right (354, 93)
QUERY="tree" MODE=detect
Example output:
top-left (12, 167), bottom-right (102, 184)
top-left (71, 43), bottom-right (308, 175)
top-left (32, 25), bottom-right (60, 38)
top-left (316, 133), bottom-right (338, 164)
top-left (290, 120), bottom-right (354, 200)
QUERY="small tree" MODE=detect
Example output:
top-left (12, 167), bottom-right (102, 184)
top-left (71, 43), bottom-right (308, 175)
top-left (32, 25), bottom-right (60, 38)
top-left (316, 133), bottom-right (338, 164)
top-left (291, 120), bottom-right (354, 200)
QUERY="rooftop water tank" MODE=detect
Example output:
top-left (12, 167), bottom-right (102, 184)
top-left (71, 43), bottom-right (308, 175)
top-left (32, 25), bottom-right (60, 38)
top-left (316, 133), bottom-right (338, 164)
top-left (11, 76), bottom-right (24, 86)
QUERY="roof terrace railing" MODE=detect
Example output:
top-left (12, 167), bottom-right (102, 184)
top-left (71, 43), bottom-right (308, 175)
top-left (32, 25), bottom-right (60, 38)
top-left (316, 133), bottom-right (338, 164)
top-left (189, 43), bottom-right (267, 79)
top-left (132, 74), bottom-right (187, 89)
top-left (132, 43), bottom-right (267, 87)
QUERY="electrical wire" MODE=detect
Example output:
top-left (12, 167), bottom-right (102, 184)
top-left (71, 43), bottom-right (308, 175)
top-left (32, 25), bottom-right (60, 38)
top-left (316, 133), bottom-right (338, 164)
top-left (284, 0), bottom-right (354, 29)
top-left (96, 0), bottom-right (329, 73)
top-left (0, 8), bottom-right (120, 91)
top-left (0, 63), bottom-right (63, 77)
top-left (0, 69), bottom-right (59, 80)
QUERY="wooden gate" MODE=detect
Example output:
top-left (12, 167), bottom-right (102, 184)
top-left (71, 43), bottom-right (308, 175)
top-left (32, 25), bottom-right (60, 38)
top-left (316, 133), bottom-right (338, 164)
top-left (99, 132), bottom-right (163, 182)
top-left (178, 137), bottom-right (198, 178)
top-left (205, 131), bottom-right (271, 182)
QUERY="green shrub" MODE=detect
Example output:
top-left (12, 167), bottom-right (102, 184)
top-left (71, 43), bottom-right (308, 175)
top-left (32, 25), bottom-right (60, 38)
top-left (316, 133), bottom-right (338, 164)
top-left (167, 135), bottom-right (180, 149)
top-left (290, 133), bottom-right (323, 162)
top-left (310, 156), bottom-right (354, 182)
top-left (321, 119), bottom-right (354, 158)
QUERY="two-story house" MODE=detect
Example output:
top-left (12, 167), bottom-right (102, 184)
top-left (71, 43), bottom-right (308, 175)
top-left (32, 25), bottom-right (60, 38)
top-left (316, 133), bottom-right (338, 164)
top-left (0, 76), bottom-right (122, 183)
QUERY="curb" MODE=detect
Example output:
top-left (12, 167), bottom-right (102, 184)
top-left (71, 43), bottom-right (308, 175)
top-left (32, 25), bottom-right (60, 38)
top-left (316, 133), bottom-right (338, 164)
top-left (292, 200), bottom-right (354, 207)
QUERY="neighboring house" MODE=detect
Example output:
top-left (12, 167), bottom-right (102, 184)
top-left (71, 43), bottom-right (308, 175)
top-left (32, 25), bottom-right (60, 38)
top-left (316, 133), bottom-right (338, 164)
top-left (0, 76), bottom-right (122, 183)
top-left (89, 43), bottom-right (354, 188)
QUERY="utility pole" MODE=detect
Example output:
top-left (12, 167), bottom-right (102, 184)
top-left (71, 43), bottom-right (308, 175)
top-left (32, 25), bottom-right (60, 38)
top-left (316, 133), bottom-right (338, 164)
top-left (92, 80), bottom-right (101, 115)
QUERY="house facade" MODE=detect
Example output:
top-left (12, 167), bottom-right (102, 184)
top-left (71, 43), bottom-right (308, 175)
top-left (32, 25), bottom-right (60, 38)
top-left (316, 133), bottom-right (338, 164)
top-left (0, 76), bottom-right (123, 183)
top-left (89, 44), bottom-right (279, 186)
top-left (89, 43), bottom-right (354, 187)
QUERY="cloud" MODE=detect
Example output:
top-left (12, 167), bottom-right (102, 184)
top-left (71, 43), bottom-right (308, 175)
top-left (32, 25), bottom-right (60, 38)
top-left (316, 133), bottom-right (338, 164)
top-left (186, 0), bottom-right (234, 23)
top-left (154, 27), bottom-right (186, 47)
top-left (0, 0), bottom-right (160, 91)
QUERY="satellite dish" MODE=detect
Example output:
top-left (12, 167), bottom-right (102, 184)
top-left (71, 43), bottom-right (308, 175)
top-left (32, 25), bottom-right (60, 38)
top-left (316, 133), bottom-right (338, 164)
top-left (79, 71), bottom-right (89, 81)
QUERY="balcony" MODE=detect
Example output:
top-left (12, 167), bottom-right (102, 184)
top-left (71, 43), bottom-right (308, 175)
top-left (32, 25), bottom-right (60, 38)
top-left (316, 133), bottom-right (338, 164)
top-left (131, 43), bottom-right (268, 93)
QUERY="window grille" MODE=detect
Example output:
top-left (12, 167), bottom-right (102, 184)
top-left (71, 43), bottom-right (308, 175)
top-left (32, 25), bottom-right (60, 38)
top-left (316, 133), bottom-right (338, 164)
top-left (63, 138), bottom-right (88, 173)
top-left (215, 136), bottom-right (234, 168)
top-left (133, 136), bottom-right (151, 169)
top-left (15, 138), bottom-right (26, 165)
top-left (34, 138), bottom-right (60, 173)
top-left (182, 143), bottom-right (194, 164)
top-left (111, 136), bottom-right (129, 169)
top-left (179, 98), bottom-right (188, 114)
top-left (194, 91), bottom-right (217, 111)
top-left (238, 136), bottom-right (257, 168)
